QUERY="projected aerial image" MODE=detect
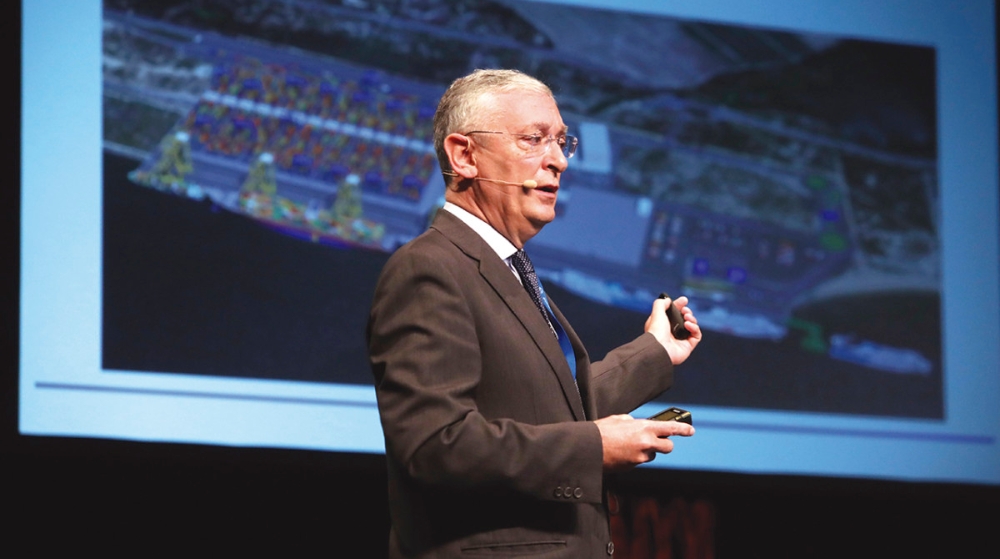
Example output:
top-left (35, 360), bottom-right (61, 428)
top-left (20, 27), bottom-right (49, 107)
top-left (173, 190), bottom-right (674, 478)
top-left (101, 0), bottom-right (940, 418)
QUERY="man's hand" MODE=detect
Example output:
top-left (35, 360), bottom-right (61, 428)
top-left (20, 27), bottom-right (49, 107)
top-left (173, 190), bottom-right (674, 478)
top-left (595, 414), bottom-right (695, 472)
top-left (645, 296), bottom-right (701, 364)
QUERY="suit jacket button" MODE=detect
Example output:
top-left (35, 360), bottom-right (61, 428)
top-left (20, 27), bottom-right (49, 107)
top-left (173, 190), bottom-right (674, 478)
top-left (607, 541), bottom-right (615, 555)
top-left (554, 486), bottom-right (563, 498)
top-left (573, 487), bottom-right (583, 499)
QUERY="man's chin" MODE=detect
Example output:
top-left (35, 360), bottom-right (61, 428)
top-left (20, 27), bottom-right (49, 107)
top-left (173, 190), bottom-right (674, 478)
top-left (529, 211), bottom-right (557, 229)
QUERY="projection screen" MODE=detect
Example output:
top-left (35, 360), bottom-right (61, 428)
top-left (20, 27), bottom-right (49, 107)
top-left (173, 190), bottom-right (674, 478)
top-left (20, 0), bottom-right (1000, 485)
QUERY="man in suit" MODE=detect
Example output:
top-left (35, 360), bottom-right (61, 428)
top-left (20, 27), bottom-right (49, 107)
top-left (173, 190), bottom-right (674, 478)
top-left (367, 69), bottom-right (702, 558)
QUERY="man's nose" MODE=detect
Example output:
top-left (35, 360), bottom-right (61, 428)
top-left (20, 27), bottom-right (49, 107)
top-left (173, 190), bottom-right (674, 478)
top-left (543, 138), bottom-right (569, 173)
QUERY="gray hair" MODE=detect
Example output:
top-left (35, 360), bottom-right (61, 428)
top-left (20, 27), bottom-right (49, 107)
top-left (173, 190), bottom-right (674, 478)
top-left (432, 69), bottom-right (553, 174)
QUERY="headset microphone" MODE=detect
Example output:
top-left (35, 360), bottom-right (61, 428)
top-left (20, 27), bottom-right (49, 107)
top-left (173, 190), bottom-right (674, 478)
top-left (478, 177), bottom-right (538, 189)
top-left (442, 171), bottom-right (537, 189)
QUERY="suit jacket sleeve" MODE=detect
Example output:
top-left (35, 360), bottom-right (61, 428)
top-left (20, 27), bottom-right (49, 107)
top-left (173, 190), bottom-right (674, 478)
top-left (551, 296), bottom-right (674, 419)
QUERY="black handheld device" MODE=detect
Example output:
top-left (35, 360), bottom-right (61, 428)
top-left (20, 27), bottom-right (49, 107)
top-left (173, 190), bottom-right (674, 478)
top-left (649, 406), bottom-right (692, 425)
top-left (658, 292), bottom-right (691, 340)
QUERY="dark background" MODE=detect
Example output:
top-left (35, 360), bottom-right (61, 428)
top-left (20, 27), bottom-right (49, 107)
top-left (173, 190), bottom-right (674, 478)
top-left (4, 3), bottom-right (999, 557)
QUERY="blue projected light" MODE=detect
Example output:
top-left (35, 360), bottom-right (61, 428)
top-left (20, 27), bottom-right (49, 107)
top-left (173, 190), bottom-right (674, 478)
top-left (727, 267), bottom-right (748, 284)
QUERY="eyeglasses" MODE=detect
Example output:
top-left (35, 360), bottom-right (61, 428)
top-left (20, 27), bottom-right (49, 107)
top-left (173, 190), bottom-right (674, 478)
top-left (464, 130), bottom-right (579, 159)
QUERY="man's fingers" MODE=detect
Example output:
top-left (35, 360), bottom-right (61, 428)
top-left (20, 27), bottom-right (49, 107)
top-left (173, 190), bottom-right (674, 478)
top-left (646, 419), bottom-right (695, 438)
top-left (681, 306), bottom-right (698, 324)
top-left (648, 436), bottom-right (675, 455)
top-left (598, 415), bottom-right (695, 470)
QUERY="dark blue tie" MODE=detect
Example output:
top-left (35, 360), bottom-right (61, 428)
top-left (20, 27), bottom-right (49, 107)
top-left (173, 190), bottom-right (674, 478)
top-left (511, 250), bottom-right (577, 378)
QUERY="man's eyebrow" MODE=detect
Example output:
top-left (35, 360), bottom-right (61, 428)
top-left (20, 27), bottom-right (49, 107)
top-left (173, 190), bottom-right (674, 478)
top-left (522, 122), bottom-right (569, 135)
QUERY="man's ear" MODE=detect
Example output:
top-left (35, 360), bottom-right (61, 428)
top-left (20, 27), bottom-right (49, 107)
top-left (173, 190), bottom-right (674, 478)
top-left (443, 133), bottom-right (478, 180)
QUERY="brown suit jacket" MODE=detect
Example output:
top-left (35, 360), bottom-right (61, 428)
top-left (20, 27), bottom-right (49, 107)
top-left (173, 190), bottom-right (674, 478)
top-left (368, 210), bottom-right (674, 558)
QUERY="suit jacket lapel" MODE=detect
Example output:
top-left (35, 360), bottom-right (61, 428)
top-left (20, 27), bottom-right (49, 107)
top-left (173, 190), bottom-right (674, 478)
top-left (547, 298), bottom-right (597, 421)
top-left (430, 211), bottom-right (587, 421)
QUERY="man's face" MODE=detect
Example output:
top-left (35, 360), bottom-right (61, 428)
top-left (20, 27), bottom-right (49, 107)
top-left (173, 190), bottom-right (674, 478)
top-left (470, 91), bottom-right (569, 248)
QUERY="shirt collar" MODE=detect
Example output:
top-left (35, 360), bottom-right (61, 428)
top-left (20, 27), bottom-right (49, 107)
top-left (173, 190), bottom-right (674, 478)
top-left (442, 202), bottom-right (518, 262)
